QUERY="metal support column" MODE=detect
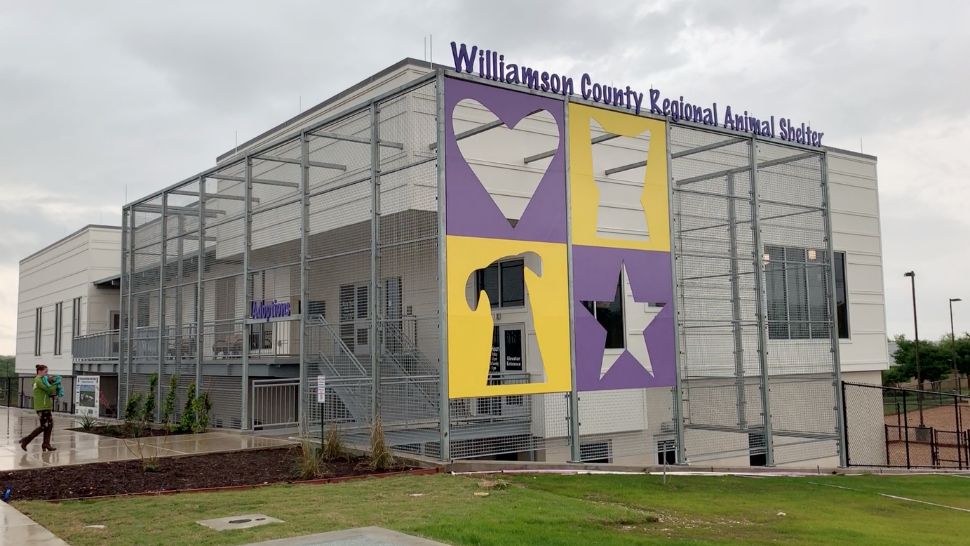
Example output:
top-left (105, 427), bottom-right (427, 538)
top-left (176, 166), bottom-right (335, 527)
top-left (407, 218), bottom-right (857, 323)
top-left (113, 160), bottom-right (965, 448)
top-left (748, 136), bottom-right (774, 466)
top-left (120, 207), bottom-right (130, 413)
top-left (241, 158), bottom-right (252, 431)
top-left (666, 121), bottom-right (687, 464)
top-left (727, 174), bottom-right (748, 430)
top-left (820, 151), bottom-right (848, 467)
top-left (370, 101), bottom-right (381, 425)
top-left (196, 176), bottom-right (205, 390)
top-left (564, 95), bottom-right (581, 463)
top-left (435, 69), bottom-right (451, 461)
top-left (175, 215), bottom-right (184, 400)
top-left (299, 133), bottom-right (310, 431)
top-left (157, 194), bottom-right (167, 421)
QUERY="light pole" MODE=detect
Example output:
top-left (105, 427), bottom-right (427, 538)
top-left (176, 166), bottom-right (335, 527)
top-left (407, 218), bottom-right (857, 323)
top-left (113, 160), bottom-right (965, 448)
top-left (950, 298), bottom-right (962, 393)
top-left (904, 271), bottom-right (924, 428)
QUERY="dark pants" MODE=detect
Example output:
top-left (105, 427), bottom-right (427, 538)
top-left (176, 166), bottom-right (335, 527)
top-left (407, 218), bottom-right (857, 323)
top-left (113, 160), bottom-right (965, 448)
top-left (22, 410), bottom-right (54, 447)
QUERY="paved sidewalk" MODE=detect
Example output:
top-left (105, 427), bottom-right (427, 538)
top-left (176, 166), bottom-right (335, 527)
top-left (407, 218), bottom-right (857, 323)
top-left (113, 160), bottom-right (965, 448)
top-left (0, 406), bottom-right (294, 472)
top-left (0, 501), bottom-right (68, 546)
top-left (242, 527), bottom-right (448, 546)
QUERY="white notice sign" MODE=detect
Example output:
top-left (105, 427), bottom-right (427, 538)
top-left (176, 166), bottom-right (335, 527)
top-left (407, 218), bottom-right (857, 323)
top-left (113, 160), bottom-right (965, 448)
top-left (316, 376), bottom-right (326, 403)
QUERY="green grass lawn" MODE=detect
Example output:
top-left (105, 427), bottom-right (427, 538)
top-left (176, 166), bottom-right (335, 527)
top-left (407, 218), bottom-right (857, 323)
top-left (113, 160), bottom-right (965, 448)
top-left (14, 472), bottom-right (970, 545)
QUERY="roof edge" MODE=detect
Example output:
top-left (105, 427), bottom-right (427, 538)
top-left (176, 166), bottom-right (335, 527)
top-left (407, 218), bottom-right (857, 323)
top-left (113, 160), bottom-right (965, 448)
top-left (216, 57), bottom-right (442, 162)
top-left (20, 224), bottom-right (121, 264)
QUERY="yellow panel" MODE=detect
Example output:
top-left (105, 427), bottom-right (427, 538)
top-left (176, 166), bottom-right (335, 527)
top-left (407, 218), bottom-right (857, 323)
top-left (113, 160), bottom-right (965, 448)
top-left (568, 104), bottom-right (670, 251)
top-left (446, 235), bottom-right (571, 398)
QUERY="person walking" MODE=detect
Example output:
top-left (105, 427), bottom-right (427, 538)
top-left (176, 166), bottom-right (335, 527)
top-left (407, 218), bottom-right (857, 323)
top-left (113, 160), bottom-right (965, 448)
top-left (19, 364), bottom-right (58, 452)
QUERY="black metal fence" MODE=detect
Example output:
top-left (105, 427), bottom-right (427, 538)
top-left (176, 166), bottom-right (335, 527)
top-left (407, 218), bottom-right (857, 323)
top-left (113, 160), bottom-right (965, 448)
top-left (0, 376), bottom-right (19, 407)
top-left (843, 381), bottom-right (968, 469)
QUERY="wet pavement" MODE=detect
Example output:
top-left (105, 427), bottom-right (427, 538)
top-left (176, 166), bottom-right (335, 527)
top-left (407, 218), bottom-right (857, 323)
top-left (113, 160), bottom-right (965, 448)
top-left (0, 406), bottom-right (294, 472)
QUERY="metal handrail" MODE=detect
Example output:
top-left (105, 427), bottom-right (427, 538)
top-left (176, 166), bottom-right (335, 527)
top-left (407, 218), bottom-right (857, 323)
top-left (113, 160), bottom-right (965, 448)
top-left (306, 314), bottom-right (368, 376)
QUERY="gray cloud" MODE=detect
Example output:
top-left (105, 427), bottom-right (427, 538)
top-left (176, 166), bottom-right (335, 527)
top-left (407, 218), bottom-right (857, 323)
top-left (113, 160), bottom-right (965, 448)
top-left (1, 0), bottom-right (968, 354)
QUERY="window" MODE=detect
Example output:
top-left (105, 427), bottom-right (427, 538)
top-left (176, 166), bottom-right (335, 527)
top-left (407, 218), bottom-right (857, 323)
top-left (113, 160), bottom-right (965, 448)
top-left (582, 276), bottom-right (625, 349)
top-left (136, 296), bottom-right (151, 328)
top-left (834, 252), bottom-right (849, 339)
top-left (72, 297), bottom-right (82, 338)
top-left (580, 441), bottom-right (612, 463)
top-left (339, 283), bottom-right (370, 354)
top-left (657, 439), bottom-right (677, 465)
top-left (307, 301), bottom-right (326, 319)
top-left (53, 302), bottom-right (63, 355)
top-left (34, 307), bottom-right (42, 356)
top-left (765, 246), bottom-right (848, 340)
top-left (475, 259), bottom-right (525, 308)
top-left (748, 432), bottom-right (767, 466)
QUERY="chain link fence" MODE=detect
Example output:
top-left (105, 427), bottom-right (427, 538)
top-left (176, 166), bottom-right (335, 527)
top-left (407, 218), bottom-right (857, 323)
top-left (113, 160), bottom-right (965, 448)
top-left (843, 381), bottom-right (969, 468)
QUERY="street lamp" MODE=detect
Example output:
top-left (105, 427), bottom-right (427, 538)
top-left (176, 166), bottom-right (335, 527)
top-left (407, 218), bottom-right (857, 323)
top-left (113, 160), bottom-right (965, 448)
top-left (903, 271), bottom-right (925, 428)
top-left (950, 298), bottom-right (962, 393)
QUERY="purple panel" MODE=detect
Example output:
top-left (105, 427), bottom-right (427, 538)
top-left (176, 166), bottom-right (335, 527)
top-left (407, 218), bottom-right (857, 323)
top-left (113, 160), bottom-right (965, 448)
top-left (573, 245), bottom-right (676, 391)
top-left (444, 77), bottom-right (566, 243)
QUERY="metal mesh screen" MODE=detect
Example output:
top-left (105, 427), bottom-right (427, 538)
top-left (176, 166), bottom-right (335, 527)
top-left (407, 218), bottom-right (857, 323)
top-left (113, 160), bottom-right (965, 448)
top-left (119, 69), bottom-right (842, 467)
top-left (671, 125), bottom-right (839, 466)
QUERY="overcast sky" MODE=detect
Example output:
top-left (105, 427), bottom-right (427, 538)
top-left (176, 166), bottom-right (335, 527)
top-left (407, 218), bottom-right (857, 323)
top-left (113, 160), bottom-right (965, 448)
top-left (1, 1), bottom-right (968, 355)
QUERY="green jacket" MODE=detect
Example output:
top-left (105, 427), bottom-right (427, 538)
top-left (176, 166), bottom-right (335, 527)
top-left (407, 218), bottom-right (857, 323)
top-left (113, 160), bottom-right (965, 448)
top-left (32, 376), bottom-right (57, 411)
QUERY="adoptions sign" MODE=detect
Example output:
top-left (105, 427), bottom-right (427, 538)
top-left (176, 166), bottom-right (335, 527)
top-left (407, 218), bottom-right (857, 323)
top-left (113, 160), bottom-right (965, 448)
top-left (250, 300), bottom-right (292, 322)
top-left (450, 41), bottom-right (824, 147)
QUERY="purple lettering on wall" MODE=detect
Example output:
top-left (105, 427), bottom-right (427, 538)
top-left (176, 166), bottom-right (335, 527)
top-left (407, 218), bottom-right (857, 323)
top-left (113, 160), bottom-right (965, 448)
top-left (250, 300), bottom-right (292, 322)
top-left (449, 40), bottom-right (825, 147)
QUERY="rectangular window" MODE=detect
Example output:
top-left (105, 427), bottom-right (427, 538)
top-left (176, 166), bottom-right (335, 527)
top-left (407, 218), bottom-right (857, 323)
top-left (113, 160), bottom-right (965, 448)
top-left (136, 296), bottom-right (151, 328)
top-left (657, 439), bottom-right (677, 465)
top-left (749, 431), bottom-right (767, 466)
top-left (34, 307), bottom-right (42, 356)
top-left (765, 246), bottom-right (848, 340)
top-left (339, 282), bottom-right (370, 354)
top-left (580, 441), bottom-right (612, 463)
top-left (307, 301), bottom-right (326, 319)
top-left (834, 252), bottom-right (849, 339)
top-left (581, 276), bottom-right (625, 349)
top-left (72, 297), bottom-right (82, 338)
top-left (475, 259), bottom-right (525, 309)
top-left (53, 302), bottom-right (63, 355)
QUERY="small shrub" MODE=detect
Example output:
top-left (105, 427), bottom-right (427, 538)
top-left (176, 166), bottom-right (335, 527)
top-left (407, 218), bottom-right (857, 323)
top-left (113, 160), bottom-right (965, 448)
top-left (177, 383), bottom-right (198, 433)
top-left (124, 393), bottom-right (144, 436)
top-left (322, 425), bottom-right (346, 463)
top-left (366, 417), bottom-right (394, 471)
top-left (141, 374), bottom-right (158, 424)
top-left (161, 374), bottom-right (178, 432)
top-left (192, 391), bottom-right (211, 433)
top-left (79, 414), bottom-right (97, 431)
top-left (296, 439), bottom-right (323, 480)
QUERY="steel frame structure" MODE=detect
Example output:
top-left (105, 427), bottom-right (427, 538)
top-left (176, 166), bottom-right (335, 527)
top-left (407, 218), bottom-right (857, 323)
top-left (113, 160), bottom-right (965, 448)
top-left (118, 66), bottom-right (843, 466)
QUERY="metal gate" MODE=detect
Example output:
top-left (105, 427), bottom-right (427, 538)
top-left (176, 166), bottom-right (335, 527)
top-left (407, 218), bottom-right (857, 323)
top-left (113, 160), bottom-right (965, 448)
top-left (251, 378), bottom-right (300, 430)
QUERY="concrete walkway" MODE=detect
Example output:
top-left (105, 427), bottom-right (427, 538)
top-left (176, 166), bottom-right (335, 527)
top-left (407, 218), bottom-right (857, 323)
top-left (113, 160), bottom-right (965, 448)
top-left (0, 406), bottom-right (294, 471)
top-left (242, 527), bottom-right (448, 546)
top-left (0, 501), bottom-right (68, 546)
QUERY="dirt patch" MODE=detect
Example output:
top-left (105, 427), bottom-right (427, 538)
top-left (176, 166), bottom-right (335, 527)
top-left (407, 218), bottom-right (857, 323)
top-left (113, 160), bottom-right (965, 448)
top-left (0, 447), bottom-right (414, 501)
top-left (67, 425), bottom-right (191, 439)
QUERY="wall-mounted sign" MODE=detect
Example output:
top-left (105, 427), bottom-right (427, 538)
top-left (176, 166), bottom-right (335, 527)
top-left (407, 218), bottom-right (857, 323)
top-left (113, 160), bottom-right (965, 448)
top-left (450, 41), bottom-right (824, 147)
top-left (249, 300), bottom-right (292, 322)
top-left (74, 376), bottom-right (100, 418)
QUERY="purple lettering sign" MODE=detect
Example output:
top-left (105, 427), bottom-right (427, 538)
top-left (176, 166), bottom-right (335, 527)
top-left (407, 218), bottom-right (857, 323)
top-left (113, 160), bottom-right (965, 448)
top-left (250, 300), bottom-right (292, 322)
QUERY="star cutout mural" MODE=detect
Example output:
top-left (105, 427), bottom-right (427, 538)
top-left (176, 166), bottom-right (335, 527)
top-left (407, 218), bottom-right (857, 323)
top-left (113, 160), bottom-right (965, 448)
top-left (581, 262), bottom-right (665, 380)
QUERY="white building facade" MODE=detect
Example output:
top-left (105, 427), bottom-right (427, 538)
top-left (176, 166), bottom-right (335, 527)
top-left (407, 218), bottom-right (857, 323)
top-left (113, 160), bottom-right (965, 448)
top-left (90, 55), bottom-right (889, 467)
top-left (15, 225), bottom-right (121, 414)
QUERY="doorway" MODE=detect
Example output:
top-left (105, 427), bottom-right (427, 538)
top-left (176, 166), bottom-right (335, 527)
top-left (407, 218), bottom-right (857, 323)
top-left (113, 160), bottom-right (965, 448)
top-left (478, 323), bottom-right (527, 416)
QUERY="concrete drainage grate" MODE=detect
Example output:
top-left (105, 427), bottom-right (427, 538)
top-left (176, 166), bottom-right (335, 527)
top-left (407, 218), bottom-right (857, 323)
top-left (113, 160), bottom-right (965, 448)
top-left (197, 513), bottom-right (283, 531)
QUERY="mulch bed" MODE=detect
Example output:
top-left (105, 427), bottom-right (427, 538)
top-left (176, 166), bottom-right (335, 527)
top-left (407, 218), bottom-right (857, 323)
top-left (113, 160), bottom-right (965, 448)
top-left (0, 447), bottom-right (417, 501)
top-left (67, 425), bottom-right (191, 439)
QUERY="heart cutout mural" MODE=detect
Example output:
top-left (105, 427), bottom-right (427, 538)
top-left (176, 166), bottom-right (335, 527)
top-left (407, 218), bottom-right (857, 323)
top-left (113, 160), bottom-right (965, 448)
top-left (453, 99), bottom-right (559, 226)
